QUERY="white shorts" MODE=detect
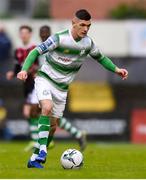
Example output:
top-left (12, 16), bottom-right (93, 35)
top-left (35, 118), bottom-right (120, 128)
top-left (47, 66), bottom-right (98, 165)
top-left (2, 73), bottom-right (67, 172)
top-left (34, 76), bottom-right (67, 118)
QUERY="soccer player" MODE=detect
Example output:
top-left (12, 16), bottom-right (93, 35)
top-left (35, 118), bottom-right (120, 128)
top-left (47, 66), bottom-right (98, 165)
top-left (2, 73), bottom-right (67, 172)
top-left (17, 9), bottom-right (128, 168)
top-left (39, 25), bottom-right (87, 151)
top-left (6, 25), bottom-right (39, 149)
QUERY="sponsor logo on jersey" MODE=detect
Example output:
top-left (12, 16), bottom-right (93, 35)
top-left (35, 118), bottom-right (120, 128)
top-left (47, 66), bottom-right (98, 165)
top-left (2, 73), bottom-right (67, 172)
top-left (58, 56), bottom-right (71, 62)
top-left (38, 43), bottom-right (47, 52)
top-left (46, 39), bottom-right (53, 47)
top-left (38, 39), bottom-right (52, 52)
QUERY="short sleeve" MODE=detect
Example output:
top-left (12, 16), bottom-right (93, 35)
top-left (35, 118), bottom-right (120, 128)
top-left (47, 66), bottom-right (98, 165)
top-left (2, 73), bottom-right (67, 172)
top-left (89, 40), bottom-right (104, 61)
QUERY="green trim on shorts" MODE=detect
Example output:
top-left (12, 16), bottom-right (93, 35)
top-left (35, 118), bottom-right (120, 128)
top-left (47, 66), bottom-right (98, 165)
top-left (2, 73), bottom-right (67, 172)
top-left (37, 71), bottom-right (69, 91)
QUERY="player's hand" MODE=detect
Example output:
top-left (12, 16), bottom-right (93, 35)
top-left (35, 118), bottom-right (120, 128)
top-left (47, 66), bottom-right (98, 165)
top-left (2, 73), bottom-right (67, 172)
top-left (115, 67), bottom-right (128, 80)
top-left (17, 70), bottom-right (28, 81)
top-left (6, 71), bottom-right (14, 80)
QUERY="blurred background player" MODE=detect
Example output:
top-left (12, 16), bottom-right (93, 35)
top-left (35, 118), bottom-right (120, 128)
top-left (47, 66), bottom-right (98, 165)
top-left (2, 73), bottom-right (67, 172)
top-left (6, 25), bottom-right (39, 150)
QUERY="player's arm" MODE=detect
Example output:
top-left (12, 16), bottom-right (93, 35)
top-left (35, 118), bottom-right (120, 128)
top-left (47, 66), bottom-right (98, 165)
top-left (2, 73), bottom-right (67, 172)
top-left (89, 40), bottom-right (128, 80)
top-left (17, 34), bottom-right (59, 81)
top-left (17, 49), bottom-right (39, 81)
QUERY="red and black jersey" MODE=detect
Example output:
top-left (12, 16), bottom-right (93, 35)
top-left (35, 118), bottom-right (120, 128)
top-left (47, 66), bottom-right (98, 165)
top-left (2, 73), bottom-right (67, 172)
top-left (15, 45), bottom-right (35, 65)
top-left (14, 43), bottom-right (39, 98)
top-left (14, 43), bottom-right (38, 75)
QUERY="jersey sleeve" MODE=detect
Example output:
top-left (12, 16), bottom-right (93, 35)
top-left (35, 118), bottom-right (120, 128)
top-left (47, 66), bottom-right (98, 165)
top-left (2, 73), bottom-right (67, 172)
top-left (36, 34), bottom-right (59, 54)
top-left (89, 39), bottom-right (104, 60)
top-left (89, 39), bottom-right (116, 72)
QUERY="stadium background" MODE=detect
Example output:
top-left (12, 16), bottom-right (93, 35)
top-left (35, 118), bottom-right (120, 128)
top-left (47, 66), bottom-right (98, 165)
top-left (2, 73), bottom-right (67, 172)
top-left (0, 0), bottom-right (146, 143)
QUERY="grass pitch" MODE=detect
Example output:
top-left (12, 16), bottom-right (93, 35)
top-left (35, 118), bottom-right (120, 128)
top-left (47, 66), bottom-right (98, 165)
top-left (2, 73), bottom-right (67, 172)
top-left (0, 140), bottom-right (146, 178)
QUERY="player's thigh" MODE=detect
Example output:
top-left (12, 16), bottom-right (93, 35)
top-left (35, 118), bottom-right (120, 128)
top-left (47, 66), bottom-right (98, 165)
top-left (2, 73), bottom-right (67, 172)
top-left (39, 99), bottom-right (53, 114)
top-left (51, 87), bottom-right (67, 118)
top-left (34, 76), bottom-right (52, 102)
top-left (52, 100), bottom-right (66, 119)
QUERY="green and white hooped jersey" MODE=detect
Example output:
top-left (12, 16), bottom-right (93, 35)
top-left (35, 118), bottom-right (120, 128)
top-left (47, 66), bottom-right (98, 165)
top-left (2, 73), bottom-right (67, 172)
top-left (36, 29), bottom-right (103, 91)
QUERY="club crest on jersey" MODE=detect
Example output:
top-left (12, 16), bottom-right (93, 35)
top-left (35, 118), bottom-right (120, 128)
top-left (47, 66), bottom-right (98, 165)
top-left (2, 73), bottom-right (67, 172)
top-left (80, 49), bottom-right (86, 56)
top-left (63, 49), bottom-right (70, 54)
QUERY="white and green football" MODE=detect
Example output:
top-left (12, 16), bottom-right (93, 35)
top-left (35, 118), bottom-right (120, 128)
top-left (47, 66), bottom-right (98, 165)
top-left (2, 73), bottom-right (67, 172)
top-left (60, 149), bottom-right (83, 169)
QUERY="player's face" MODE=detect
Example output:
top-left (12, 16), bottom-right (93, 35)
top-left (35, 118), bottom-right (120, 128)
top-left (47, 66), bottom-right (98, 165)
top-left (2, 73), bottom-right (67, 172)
top-left (19, 28), bottom-right (32, 44)
top-left (73, 19), bottom-right (91, 39)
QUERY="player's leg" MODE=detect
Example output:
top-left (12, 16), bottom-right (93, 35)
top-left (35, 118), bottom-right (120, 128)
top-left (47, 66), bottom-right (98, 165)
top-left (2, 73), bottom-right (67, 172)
top-left (46, 85), bottom-right (67, 149)
top-left (27, 141), bottom-right (43, 168)
top-left (28, 77), bottom-right (52, 168)
top-left (28, 99), bottom-right (52, 168)
top-left (35, 99), bottom-right (52, 160)
top-left (23, 103), bottom-right (36, 151)
top-left (29, 104), bottom-right (40, 143)
top-left (25, 104), bottom-right (40, 152)
top-left (59, 117), bottom-right (87, 151)
top-left (24, 117), bottom-right (38, 152)
top-left (24, 89), bottom-right (40, 151)
top-left (47, 118), bottom-right (57, 148)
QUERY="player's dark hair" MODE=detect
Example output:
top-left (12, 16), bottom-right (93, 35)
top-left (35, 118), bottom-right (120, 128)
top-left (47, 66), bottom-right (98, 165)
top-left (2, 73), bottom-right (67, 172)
top-left (75, 9), bottom-right (91, 20)
top-left (19, 25), bottom-right (32, 32)
top-left (39, 25), bottom-right (51, 34)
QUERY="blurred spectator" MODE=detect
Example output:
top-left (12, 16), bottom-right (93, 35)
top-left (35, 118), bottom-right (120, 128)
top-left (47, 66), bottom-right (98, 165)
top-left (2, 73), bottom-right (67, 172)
top-left (0, 26), bottom-right (11, 61)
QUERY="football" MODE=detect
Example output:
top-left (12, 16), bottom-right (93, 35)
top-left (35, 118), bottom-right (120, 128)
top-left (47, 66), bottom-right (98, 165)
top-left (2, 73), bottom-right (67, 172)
top-left (60, 149), bottom-right (83, 169)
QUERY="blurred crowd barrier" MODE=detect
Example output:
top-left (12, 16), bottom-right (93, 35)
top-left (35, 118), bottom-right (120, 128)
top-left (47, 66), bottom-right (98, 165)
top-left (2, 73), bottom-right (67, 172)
top-left (1, 20), bottom-right (146, 56)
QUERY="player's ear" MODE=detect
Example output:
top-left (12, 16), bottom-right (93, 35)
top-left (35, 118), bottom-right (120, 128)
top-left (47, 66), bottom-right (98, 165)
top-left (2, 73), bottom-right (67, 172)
top-left (72, 19), bottom-right (77, 28)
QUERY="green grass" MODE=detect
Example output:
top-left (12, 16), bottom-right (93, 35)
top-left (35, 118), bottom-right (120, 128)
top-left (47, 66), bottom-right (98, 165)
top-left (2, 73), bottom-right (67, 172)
top-left (0, 141), bottom-right (146, 178)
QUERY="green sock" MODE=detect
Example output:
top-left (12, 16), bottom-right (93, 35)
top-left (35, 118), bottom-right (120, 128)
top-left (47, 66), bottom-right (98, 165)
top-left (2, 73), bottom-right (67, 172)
top-left (59, 117), bottom-right (82, 139)
top-left (29, 117), bottom-right (39, 142)
top-left (30, 142), bottom-right (40, 161)
top-left (38, 115), bottom-right (50, 153)
top-left (47, 135), bottom-right (54, 147)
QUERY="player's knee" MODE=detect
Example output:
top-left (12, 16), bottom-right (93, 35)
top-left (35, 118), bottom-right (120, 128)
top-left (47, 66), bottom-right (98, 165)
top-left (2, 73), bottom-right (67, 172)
top-left (41, 104), bottom-right (52, 116)
top-left (30, 104), bottom-right (41, 118)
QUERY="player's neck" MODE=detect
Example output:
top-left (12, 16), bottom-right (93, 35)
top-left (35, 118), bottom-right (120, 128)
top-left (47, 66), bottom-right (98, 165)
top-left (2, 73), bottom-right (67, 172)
top-left (71, 29), bottom-right (81, 42)
top-left (23, 41), bottom-right (30, 46)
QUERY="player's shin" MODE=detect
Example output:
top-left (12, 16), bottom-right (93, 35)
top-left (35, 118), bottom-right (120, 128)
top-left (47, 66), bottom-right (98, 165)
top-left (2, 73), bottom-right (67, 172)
top-left (47, 121), bottom-right (57, 148)
top-left (47, 135), bottom-right (54, 147)
top-left (38, 115), bottom-right (50, 153)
